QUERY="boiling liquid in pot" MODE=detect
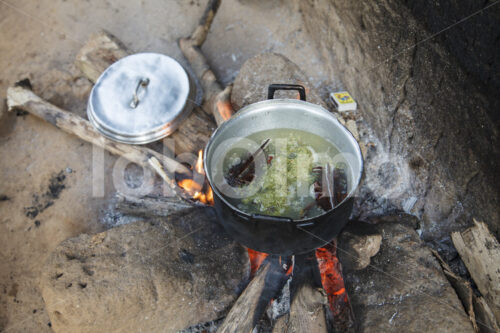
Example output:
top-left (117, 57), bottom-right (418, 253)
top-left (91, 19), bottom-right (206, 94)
top-left (221, 128), bottom-right (351, 219)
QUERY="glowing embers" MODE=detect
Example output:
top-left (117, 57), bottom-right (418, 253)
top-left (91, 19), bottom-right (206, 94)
top-left (246, 240), bottom-right (353, 328)
top-left (316, 240), bottom-right (354, 329)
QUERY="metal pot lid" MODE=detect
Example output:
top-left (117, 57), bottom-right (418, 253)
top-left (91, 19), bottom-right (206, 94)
top-left (87, 53), bottom-right (196, 144)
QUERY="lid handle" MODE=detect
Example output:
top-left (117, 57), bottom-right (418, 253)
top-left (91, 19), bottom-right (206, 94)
top-left (130, 78), bottom-right (150, 108)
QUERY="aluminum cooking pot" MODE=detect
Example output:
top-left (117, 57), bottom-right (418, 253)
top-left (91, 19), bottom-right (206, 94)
top-left (204, 84), bottom-right (363, 255)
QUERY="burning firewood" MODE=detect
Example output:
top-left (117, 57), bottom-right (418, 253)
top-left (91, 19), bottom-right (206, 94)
top-left (316, 241), bottom-right (355, 332)
top-left (272, 253), bottom-right (328, 333)
top-left (218, 248), bottom-right (355, 333)
top-left (283, 284), bottom-right (329, 333)
top-left (218, 257), bottom-right (289, 333)
top-left (272, 283), bottom-right (329, 333)
top-left (75, 30), bottom-right (222, 204)
top-left (73, 1), bottom-right (229, 206)
top-left (175, 150), bottom-right (214, 205)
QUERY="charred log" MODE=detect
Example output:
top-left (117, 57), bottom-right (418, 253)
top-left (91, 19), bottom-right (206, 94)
top-left (282, 253), bottom-right (328, 333)
top-left (218, 257), bottom-right (288, 333)
top-left (114, 193), bottom-right (194, 218)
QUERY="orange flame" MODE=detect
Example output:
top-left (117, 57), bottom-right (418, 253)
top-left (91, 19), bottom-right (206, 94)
top-left (195, 149), bottom-right (204, 174)
top-left (206, 187), bottom-right (213, 204)
top-left (316, 242), bottom-right (349, 315)
top-left (177, 150), bottom-right (214, 205)
top-left (247, 248), bottom-right (269, 277)
top-left (216, 100), bottom-right (233, 121)
top-left (178, 179), bottom-right (202, 194)
top-left (246, 249), bottom-right (294, 278)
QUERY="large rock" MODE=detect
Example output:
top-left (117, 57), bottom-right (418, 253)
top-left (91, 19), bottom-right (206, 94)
top-left (338, 221), bottom-right (382, 270)
top-left (343, 215), bottom-right (474, 332)
top-left (231, 53), bottom-right (328, 110)
top-left (298, 0), bottom-right (500, 241)
top-left (40, 208), bottom-right (249, 333)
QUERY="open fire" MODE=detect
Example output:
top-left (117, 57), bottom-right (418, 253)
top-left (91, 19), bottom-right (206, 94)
top-left (248, 244), bottom-right (353, 326)
top-left (176, 153), bottom-right (352, 328)
top-left (316, 241), bottom-right (354, 329)
top-left (177, 150), bottom-right (214, 205)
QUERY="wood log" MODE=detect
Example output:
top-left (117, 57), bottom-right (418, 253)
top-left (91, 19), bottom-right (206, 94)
top-left (179, 0), bottom-right (234, 125)
top-left (218, 262), bottom-right (271, 333)
top-left (75, 30), bottom-right (215, 154)
top-left (6, 82), bottom-right (190, 200)
top-left (315, 241), bottom-right (355, 332)
top-left (272, 314), bottom-right (289, 333)
top-left (452, 219), bottom-right (500, 324)
top-left (272, 253), bottom-right (328, 333)
top-left (284, 284), bottom-right (328, 333)
top-left (114, 193), bottom-right (194, 217)
top-left (75, 31), bottom-right (128, 83)
top-left (218, 258), bottom-right (288, 333)
top-left (432, 249), bottom-right (479, 331)
top-left (473, 296), bottom-right (500, 333)
top-left (188, 0), bottom-right (221, 47)
top-left (432, 249), bottom-right (500, 333)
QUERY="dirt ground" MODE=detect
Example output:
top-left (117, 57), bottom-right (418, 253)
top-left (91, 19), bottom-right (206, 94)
top-left (0, 0), bottom-right (333, 331)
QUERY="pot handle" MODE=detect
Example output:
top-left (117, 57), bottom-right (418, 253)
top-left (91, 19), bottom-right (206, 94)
top-left (267, 84), bottom-right (306, 101)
